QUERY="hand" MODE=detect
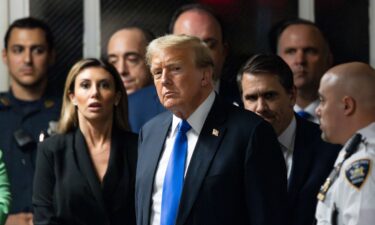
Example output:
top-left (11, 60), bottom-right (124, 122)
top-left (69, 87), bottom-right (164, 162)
top-left (5, 213), bottom-right (33, 225)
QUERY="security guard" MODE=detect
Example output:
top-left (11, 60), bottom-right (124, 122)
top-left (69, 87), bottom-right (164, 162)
top-left (0, 91), bottom-right (60, 213)
top-left (1, 17), bottom-right (61, 224)
top-left (315, 62), bottom-right (375, 225)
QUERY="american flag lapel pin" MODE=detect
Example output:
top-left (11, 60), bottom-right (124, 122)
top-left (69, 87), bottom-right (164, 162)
top-left (212, 129), bottom-right (219, 136)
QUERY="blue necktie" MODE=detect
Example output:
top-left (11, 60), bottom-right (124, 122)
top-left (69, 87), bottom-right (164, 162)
top-left (161, 120), bottom-right (191, 225)
top-left (297, 110), bottom-right (312, 120)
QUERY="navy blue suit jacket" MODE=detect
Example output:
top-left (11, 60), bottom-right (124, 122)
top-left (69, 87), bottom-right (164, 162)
top-left (128, 85), bottom-right (166, 133)
top-left (287, 115), bottom-right (340, 225)
top-left (136, 95), bottom-right (287, 225)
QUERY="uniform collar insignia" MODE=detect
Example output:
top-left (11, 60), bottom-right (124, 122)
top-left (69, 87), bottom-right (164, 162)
top-left (0, 96), bottom-right (11, 108)
top-left (44, 99), bottom-right (55, 108)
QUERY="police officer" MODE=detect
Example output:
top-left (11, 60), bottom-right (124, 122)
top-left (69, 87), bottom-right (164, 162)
top-left (1, 17), bottom-right (60, 225)
top-left (315, 62), bottom-right (375, 225)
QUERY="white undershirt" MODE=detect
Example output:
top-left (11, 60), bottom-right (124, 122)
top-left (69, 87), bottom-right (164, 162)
top-left (278, 116), bottom-right (297, 179)
top-left (150, 91), bottom-right (216, 225)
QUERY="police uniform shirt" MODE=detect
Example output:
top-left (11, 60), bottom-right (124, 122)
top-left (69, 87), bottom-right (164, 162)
top-left (0, 90), bottom-right (61, 213)
top-left (315, 122), bottom-right (375, 225)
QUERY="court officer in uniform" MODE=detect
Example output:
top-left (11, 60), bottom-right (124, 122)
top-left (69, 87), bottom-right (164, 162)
top-left (0, 17), bottom-right (60, 225)
top-left (315, 62), bottom-right (375, 225)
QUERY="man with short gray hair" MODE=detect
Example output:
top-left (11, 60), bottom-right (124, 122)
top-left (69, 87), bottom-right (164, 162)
top-left (136, 34), bottom-right (287, 225)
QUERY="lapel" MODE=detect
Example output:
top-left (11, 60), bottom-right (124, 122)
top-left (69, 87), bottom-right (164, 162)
top-left (288, 116), bottom-right (314, 197)
top-left (74, 129), bottom-right (107, 214)
top-left (102, 129), bottom-right (128, 210)
top-left (176, 96), bottom-right (227, 225)
top-left (141, 113), bottom-right (172, 225)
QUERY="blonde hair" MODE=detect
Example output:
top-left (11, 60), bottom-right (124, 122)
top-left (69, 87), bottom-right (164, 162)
top-left (146, 34), bottom-right (214, 69)
top-left (57, 58), bottom-right (130, 133)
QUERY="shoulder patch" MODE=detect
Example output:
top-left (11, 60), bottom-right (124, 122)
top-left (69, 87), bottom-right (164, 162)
top-left (345, 159), bottom-right (371, 190)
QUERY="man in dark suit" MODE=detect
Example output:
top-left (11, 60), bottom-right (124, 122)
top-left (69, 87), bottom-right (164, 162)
top-left (169, 3), bottom-right (242, 106)
top-left (107, 26), bottom-right (165, 133)
top-left (238, 54), bottom-right (340, 225)
top-left (136, 34), bottom-right (287, 225)
top-left (270, 18), bottom-right (333, 123)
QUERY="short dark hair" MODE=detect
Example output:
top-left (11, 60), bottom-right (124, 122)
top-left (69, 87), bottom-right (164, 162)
top-left (4, 17), bottom-right (54, 50)
top-left (269, 18), bottom-right (327, 54)
top-left (168, 3), bottom-right (227, 42)
top-left (238, 54), bottom-right (294, 93)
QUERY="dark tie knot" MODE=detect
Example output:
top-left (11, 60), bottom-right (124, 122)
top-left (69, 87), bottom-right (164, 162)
top-left (297, 110), bottom-right (312, 120)
top-left (178, 120), bottom-right (191, 134)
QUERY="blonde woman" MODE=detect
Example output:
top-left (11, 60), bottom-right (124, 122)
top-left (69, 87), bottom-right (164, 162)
top-left (33, 59), bottom-right (137, 225)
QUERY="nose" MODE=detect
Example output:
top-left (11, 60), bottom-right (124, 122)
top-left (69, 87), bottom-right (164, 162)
top-left (294, 50), bottom-right (306, 65)
top-left (315, 104), bottom-right (321, 118)
top-left (90, 85), bottom-right (99, 98)
top-left (117, 58), bottom-right (129, 76)
top-left (161, 69), bottom-right (171, 86)
top-left (24, 49), bottom-right (32, 64)
top-left (255, 98), bottom-right (268, 114)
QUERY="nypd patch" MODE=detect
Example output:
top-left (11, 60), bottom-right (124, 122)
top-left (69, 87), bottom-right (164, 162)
top-left (345, 159), bottom-right (371, 190)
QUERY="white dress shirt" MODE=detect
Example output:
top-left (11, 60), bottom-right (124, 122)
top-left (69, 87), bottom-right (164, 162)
top-left (150, 91), bottom-right (216, 225)
top-left (278, 116), bottom-right (297, 179)
top-left (294, 99), bottom-right (320, 124)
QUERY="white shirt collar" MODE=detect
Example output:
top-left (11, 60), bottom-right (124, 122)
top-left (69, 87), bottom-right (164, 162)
top-left (171, 91), bottom-right (216, 136)
top-left (294, 99), bottom-right (320, 124)
top-left (278, 115), bottom-right (297, 151)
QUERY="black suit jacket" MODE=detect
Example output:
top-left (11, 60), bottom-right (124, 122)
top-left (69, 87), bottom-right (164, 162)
top-left (33, 128), bottom-right (137, 225)
top-left (136, 95), bottom-right (287, 225)
top-left (287, 115), bottom-right (340, 225)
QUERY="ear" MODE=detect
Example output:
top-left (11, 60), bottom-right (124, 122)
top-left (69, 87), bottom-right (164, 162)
top-left (69, 92), bottom-right (77, 106)
top-left (342, 96), bottom-right (355, 116)
top-left (114, 91), bottom-right (122, 106)
top-left (201, 67), bottom-right (213, 87)
top-left (2, 49), bottom-right (8, 66)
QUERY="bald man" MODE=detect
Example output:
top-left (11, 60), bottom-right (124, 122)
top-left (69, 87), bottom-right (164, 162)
top-left (275, 19), bottom-right (332, 123)
top-left (315, 62), bottom-right (375, 225)
top-left (107, 27), bottom-right (153, 94)
top-left (169, 3), bottom-right (242, 106)
top-left (107, 27), bottom-right (165, 133)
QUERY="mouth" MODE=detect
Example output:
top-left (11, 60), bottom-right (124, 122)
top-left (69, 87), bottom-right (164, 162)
top-left (163, 91), bottom-right (177, 98)
top-left (88, 102), bottom-right (102, 110)
top-left (293, 67), bottom-right (307, 76)
top-left (21, 67), bottom-right (34, 74)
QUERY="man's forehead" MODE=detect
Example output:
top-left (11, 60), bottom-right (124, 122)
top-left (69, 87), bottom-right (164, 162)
top-left (8, 28), bottom-right (47, 45)
top-left (174, 10), bottom-right (222, 40)
top-left (279, 24), bottom-right (324, 45)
